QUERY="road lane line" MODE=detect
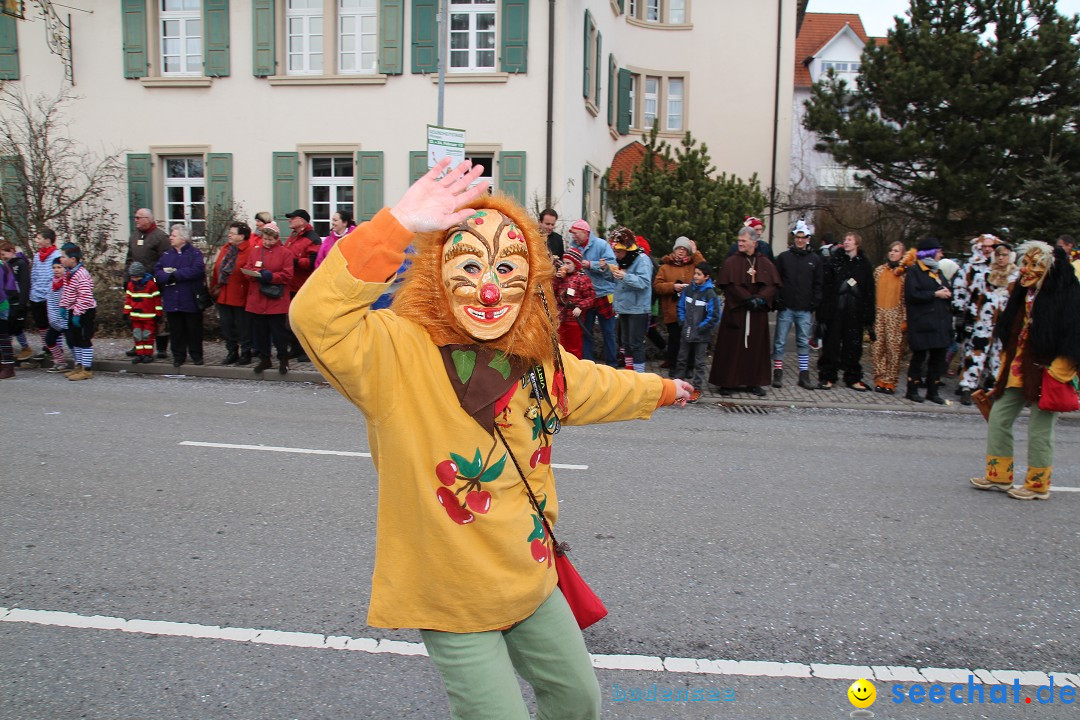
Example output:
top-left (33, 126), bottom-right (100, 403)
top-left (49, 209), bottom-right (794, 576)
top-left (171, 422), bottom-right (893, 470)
top-left (179, 440), bottom-right (589, 470)
top-left (2, 606), bottom-right (1074, 686)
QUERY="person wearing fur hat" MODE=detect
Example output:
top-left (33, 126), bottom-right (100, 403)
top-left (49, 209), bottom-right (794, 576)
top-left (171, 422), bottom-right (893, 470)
top-left (970, 241), bottom-right (1080, 500)
top-left (654, 236), bottom-right (704, 373)
top-left (290, 159), bottom-right (692, 719)
top-left (903, 237), bottom-right (953, 403)
top-left (610, 227), bottom-right (654, 372)
top-left (552, 246), bottom-right (596, 359)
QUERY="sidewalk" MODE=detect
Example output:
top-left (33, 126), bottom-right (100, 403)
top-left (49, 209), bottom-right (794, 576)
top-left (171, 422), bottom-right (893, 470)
top-left (65, 335), bottom-right (983, 416)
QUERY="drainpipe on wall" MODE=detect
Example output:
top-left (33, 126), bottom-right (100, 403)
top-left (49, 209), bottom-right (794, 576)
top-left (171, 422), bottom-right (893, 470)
top-left (545, 0), bottom-right (556, 208)
top-left (768, 0), bottom-right (783, 248)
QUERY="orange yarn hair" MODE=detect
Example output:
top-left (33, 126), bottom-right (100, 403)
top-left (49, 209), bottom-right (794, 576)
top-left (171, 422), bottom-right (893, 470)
top-left (392, 193), bottom-right (558, 365)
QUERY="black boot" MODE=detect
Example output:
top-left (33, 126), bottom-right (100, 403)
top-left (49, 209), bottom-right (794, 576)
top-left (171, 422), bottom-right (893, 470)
top-left (925, 382), bottom-right (946, 405)
top-left (905, 378), bottom-right (925, 403)
top-left (222, 350), bottom-right (239, 365)
top-left (798, 370), bottom-right (815, 389)
top-left (958, 388), bottom-right (972, 406)
top-left (236, 351), bottom-right (252, 366)
top-left (253, 356), bottom-right (272, 374)
top-left (771, 368), bottom-right (783, 388)
top-left (278, 356), bottom-right (290, 375)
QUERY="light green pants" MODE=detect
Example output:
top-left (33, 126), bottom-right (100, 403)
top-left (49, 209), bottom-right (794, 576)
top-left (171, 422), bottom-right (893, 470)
top-left (985, 387), bottom-right (1058, 489)
top-left (421, 588), bottom-right (601, 720)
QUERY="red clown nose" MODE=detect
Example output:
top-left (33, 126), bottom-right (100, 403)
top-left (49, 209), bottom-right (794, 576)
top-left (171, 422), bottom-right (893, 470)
top-left (479, 283), bottom-right (501, 306)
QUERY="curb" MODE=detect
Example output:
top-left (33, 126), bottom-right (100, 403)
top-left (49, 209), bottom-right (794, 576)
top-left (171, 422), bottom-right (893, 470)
top-left (94, 360), bottom-right (325, 384)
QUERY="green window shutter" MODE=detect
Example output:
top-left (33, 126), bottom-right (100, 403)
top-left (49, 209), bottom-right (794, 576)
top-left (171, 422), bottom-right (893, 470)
top-left (594, 32), bottom-right (602, 106)
top-left (272, 152), bottom-right (300, 228)
top-left (617, 68), bottom-right (631, 135)
top-left (617, 0), bottom-right (624, 12)
top-left (356, 151), bottom-right (384, 222)
top-left (607, 55), bottom-right (615, 126)
top-left (409, 151), bottom-right (428, 185)
top-left (121, 0), bottom-right (148, 79)
top-left (411, 0), bottom-right (437, 74)
top-left (500, 0), bottom-right (528, 74)
top-left (379, 0), bottom-right (404, 75)
top-left (203, 0), bottom-right (230, 77)
top-left (206, 153), bottom-right (234, 213)
top-left (582, 10), bottom-right (591, 99)
top-left (581, 165), bottom-right (592, 218)
top-left (126, 154), bottom-right (153, 234)
top-left (0, 15), bottom-right (18, 81)
top-left (252, 0), bottom-right (275, 77)
top-left (498, 151), bottom-right (526, 205)
top-left (1, 155), bottom-right (24, 238)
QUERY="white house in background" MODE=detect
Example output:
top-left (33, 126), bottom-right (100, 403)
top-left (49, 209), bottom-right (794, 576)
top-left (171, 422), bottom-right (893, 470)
top-left (791, 12), bottom-right (884, 197)
top-left (2, 1), bottom-right (799, 246)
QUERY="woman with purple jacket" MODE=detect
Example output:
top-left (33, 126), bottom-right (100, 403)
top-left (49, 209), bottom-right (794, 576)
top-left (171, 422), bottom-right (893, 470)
top-left (315, 210), bottom-right (357, 268)
top-left (154, 225), bottom-right (207, 367)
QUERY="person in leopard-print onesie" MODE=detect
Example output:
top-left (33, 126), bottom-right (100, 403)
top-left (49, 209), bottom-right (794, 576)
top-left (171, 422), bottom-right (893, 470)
top-left (957, 242), bottom-right (1017, 402)
top-left (871, 241), bottom-right (907, 393)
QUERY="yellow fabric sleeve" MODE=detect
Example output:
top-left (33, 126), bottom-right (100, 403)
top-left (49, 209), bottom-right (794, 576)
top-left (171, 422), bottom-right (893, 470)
top-left (1047, 356), bottom-right (1077, 384)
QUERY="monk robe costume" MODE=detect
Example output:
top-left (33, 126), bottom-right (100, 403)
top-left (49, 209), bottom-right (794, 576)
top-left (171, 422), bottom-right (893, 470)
top-left (709, 250), bottom-right (781, 389)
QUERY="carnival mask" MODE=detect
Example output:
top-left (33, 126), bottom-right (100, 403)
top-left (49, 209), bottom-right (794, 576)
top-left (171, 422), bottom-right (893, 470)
top-left (441, 209), bottom-right (530, 341)
top-left (1018, 249), bottom-right (1049, 288)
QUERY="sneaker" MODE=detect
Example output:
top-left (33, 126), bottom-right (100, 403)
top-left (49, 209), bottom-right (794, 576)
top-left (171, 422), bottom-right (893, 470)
top-left (970, 476), bottom-right (1012, 492)
top-left (47, 363), bottom-right (70, 374)
top-left (140, 355), bottom-right (154, 364)
top-left (687, 390), bottom-right (701, 404)
top-left (125, 347), bottom-right (138, 357)
top-left (1007, 486), bottom-right (1050, 501)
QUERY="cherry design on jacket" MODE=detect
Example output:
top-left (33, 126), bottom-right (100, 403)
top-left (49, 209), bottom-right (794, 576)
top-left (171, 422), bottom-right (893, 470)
top-left (527, 493), bottom-right (553, 566)
top-left (433, 443), bottom-right (507, 525)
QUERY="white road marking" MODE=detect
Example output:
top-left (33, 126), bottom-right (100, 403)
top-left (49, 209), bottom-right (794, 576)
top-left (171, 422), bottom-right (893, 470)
top-left (1051, 486), bottom-right (1080, 492)
top-left (2, 607), bottom-right (1075, 687)
top-left (179, 440), bottom-right (589, 470)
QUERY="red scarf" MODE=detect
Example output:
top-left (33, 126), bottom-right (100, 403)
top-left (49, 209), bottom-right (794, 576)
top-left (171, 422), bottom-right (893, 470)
top-left (38, 245), bottom-right (57, 262)
top-left (52, 276), bottom-right (64, 291)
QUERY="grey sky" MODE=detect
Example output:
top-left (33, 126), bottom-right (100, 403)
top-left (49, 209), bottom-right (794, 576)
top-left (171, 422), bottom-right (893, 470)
top-left (805, 0), bottom-right (1080, 37)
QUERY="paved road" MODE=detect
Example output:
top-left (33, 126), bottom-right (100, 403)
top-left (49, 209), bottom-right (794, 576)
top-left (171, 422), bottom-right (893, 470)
top-left (2, 373), bottom-right (1078, 719)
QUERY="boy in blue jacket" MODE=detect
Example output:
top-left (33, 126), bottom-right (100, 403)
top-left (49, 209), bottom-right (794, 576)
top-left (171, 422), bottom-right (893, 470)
top-left (676, 262), bottom-right (721, 402)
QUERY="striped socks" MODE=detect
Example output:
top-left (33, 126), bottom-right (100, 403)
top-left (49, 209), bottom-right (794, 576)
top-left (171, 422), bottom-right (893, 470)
top-left (798, 354), bottom-right (809, 371)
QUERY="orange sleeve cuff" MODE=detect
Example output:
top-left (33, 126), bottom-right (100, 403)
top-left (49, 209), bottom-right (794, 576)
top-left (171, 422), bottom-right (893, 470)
top-left (337, 207), bottom-right (417, 282)
top-left (657, 378), bottom-right (677, 408)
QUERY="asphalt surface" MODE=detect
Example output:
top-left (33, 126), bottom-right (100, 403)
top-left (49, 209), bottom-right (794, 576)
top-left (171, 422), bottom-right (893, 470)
top-left (2, 372), bottom-right (1078, 719)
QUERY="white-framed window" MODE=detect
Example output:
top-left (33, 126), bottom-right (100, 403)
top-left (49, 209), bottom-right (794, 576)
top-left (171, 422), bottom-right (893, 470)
top-left (287, 0), bottom-right (324, 75)
top-left (464, 152), bottom-right (495, 191)
top-left (666, 77), bottom-right (683, 131)
top-left (449, 0), bottom-right (497, 71)
top-left (627, 0), bottom-right (689, 24)
top-left (627, 71), bottom-right (688, 133)
top-left (822, 60), bottom-right (860, 74)
top-left (160, 0), bottom-right (203, 76)
top-left (643, 75), bottom-right (659, 130)
top-left (309, 156), bottom-right (355, 237)
top-left (164, 156), bottom-right (206, 239)
top-left (339, 0), bottom-right (378, 73)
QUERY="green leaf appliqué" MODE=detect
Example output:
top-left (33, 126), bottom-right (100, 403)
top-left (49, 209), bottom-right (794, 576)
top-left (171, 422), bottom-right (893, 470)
top-left (451, 349), bottom-right (477, 384)
top-left (488, 351), bottom-right (512, 380)
top-left (450, 448), bottom-right (484, 478)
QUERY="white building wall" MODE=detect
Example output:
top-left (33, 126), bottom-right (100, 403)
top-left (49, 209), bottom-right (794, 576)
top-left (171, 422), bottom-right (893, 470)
top-left (7, 0), bottom-right (795, 243)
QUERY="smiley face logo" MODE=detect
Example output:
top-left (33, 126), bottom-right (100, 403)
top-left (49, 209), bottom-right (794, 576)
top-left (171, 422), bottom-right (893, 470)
top-left (847, 678), bottom-right (876, 708)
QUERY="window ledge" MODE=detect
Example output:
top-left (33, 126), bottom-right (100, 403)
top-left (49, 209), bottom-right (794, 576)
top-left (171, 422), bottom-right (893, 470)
top-left (609, 126), bottom-right (620, 141)
top-left (140, 76), bottom-right (214, 88)
top-left (626, 18), bottom-right (693, 30)
top-left (268, 74), bottom-right (389, 85)
top-left (430, 72), bottom-right (509, 84)
top-left (585, 99), bottom-right (600, 117)
top-left (630, 127), bottom-right (684, 139)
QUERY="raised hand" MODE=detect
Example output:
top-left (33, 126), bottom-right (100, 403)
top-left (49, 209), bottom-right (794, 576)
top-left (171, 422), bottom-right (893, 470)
top-left (390, 158), bottom-right (491, 234)
top-left (673, 379), bottom-right (694, 407)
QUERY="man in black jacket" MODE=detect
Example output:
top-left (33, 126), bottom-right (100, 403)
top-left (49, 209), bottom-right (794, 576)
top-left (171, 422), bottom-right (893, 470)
top-left (817, 232), bottom-right (875, 390)
top-left (772, 221), bottom-right (822, 389)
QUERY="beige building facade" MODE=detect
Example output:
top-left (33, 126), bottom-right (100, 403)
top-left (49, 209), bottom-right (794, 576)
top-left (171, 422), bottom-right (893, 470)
top-left (3, 0), bottom-right (797, 244)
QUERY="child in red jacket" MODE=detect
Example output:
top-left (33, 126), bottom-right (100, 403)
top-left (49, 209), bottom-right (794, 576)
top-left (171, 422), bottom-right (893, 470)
top-left (552, 247), bottom-right (596, 359)
top-left (123, 261), bottom-right (163, 363)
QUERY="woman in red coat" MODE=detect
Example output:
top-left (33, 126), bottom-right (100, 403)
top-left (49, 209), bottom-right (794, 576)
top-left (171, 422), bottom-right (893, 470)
top-left (242, 225), bottom-right (295, 374)
top-left (210, 221), bottom-right (253, 365)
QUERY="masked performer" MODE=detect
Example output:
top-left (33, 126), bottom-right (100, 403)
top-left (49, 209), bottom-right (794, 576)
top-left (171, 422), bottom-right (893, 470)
top-left (969, 241), bottom-right (1080, 500)
top-left (290, 160), bottom-right (691, 719)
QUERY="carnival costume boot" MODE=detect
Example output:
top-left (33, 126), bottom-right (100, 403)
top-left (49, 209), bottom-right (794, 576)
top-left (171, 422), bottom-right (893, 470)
top-left (1007, 466), bottom-right (1051, 500)
top-left (970, 455), bottom-right (1014, 492)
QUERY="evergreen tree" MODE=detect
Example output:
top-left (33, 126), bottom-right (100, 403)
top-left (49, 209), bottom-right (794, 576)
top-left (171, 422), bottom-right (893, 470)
top-left (1008, 154), bottom-right (1080, 240)
top-left (803, 0), bottom-right (1080, 246)
top-left (607, 125), bottom-right (767, 262)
